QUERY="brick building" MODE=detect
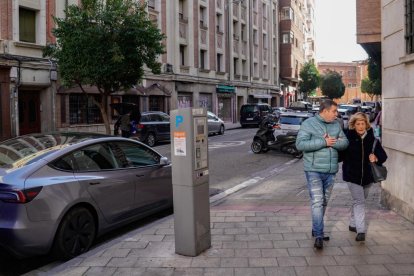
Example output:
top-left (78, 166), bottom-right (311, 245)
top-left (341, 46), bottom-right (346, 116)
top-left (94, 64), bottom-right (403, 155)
top-left (317, 61), bottom-right (369, 103)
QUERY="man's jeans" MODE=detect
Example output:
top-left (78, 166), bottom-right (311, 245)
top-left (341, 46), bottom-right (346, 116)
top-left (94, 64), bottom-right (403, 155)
top-left (305, 172), bottom-right (336, 238)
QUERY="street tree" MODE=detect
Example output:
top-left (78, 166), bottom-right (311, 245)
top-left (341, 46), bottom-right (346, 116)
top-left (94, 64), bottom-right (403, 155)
top-left (361, 58), bottom-right (381, 100)
top-left (298, 61), bottom-right (320, 100)
top-left (319, 70), bottom-right (346, 100)
top-left (43, 0), bottom-right (165, 134)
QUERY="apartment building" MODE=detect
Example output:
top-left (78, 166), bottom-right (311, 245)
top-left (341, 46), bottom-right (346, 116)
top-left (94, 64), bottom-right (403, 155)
top-left (279, 0), bottom-right (314, 105)
top-left (0, 0), bottom-right (64, 140)
top-left (317, 61), bottom-right (369, 104)
top-left (135, 0), bottom-right (281, 123)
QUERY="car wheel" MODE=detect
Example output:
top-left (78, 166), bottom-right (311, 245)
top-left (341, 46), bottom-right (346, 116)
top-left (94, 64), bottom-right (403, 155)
top-left (53, 207), bottom-right (96, 260)
top-left (145, 133), bottom-right (156, 147)
top-left (219, 125), bottom-right (225, 135)
top-left (251, 139), bottom-right (263, 154)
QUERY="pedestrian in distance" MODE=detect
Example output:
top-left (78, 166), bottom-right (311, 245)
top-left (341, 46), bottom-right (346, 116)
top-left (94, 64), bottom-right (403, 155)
top-left (342, 112), bottom-right (387, 242)
top-left (296, 99), bottom-right (349, 249)
top-left (120, 111), bottom-right (131, 138)
top-left (129, 108), bottom-right (141, 136)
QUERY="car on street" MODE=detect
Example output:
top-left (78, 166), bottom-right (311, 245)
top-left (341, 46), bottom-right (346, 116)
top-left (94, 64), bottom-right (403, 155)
top-left (361, 106), bottom-right (376, 122)
top-left (338, 104), bottom-right (362, 117)
top-left (0, 132), bottom-right (172, 259)
top-left (273, 112), bottom-right (313, 137)
top-left (288, 101), bottom-right (313, 112)
top-left (115, 111), bottom-right (171, 147)
top-left (240, 103), bottom-right (272, 127)
top-left (207, 111), bottom-right (225, 135)
top-left (362, 101), bottom-right (381, 116)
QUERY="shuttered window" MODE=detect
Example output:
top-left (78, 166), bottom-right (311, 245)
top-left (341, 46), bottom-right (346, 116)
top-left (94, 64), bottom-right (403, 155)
top-left (19, 8), bottom-right (36, 43)
top-left (406, 0), bottom-right (414, 54)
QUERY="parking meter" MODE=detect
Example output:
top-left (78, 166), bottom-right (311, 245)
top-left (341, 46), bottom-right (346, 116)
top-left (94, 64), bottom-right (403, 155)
top-left (170, 107), bottom-right (211, 256)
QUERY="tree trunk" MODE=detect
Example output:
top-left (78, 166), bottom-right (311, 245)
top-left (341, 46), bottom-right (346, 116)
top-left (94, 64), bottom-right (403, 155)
top-left (99, 93), bottom-right (111, 135)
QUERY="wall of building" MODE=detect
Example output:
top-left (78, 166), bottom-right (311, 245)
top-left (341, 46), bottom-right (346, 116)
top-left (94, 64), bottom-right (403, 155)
top-left (356, 0), bottom-right (381, 44)
top-left (381, 0), bottom-right (414, 222)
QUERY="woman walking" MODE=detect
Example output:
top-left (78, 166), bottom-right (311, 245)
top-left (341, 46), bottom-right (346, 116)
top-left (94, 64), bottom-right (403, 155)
top-left (342, 112), bottom-right (387, 241)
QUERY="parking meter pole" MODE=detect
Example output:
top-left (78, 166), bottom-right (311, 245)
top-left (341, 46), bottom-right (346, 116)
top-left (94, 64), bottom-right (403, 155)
top-left (170, 107), bottom-right (211, 256)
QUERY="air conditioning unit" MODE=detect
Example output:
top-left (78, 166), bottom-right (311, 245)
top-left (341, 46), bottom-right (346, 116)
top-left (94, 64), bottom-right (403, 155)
top-left (165, 63), bottom-right (174, 73)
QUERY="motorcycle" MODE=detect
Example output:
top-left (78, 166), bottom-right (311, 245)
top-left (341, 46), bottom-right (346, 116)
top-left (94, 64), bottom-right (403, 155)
top-left (250, 114), bottom-right (303, 158)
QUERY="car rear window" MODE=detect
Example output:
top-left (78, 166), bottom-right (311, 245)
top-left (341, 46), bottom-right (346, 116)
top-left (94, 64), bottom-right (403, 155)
top-left (241, 105), bottom-right (258, 113)
top-left (279, 116), bottom-right (307, 125)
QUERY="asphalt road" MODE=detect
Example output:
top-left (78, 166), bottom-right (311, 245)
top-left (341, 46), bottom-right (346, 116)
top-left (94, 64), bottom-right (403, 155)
top-left (0, 127), bottom-right (298, 276)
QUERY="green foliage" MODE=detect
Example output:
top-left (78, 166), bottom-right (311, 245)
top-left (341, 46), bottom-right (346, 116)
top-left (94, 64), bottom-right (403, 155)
top-left (361, 58), bottom-right (381, 100)
top-left (43, 0), bottom-right (165, 133)
top-left (320, 70), bottom-right (345, 99)
top-left (298, 62), bottom-right (320, 100)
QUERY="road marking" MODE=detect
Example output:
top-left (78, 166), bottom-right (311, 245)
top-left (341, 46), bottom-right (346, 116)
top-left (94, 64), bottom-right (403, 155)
top-left (210, 158), bottom-right (301, 204)
top-left (209, 141), bottom-right (245, 150)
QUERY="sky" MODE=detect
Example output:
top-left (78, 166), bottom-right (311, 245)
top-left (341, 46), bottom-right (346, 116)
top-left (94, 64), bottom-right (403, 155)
top-left (314, 0), bottom-right (368, 62)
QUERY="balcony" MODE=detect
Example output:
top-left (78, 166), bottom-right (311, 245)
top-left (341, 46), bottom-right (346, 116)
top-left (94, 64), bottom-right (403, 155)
top-left (241, 42), bottom-right (247, 56)
top-left (241, 6), bottom-right (246, 21)
top-left (148, 0), bottom-right (155, 9)
top-left (233, 39), bottom-right (239, 53)
top-left (199, 20), bottom-right (208, 30)
top-left (233, 3), bottom-right (239, 18)
top-left (179, 13), bottom-right (188, 23)
top-left (216, 0), bottom-right (222, 10)
top-left (253, 12), bottom-right (258, 26)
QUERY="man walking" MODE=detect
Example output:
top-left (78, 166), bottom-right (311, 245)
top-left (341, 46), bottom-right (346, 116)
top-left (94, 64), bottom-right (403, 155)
top-left (296, 99), bottom-right (348, 249)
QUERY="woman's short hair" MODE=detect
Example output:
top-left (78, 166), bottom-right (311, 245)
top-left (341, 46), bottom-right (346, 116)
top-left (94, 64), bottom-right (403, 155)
top-left (348, 112), bottom-right (371, 130)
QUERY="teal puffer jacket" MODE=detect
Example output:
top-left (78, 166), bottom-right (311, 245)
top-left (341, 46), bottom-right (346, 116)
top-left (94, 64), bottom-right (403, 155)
top-left (296, 114), bottom-right (349, 173)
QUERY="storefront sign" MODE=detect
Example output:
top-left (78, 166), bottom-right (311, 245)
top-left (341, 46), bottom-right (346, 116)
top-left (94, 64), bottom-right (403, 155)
top-left (216, 85), bottom-right (235, 93)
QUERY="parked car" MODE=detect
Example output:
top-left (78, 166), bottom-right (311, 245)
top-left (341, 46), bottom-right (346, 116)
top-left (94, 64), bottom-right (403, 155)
top-left (115, 111), bottom-right (171, 147)
top-left (361, 106), bottom-right (376, 122)
top-left (207, 111), bottom-right (225, 135)
top-left (362, 101), bottom-right (381, 116)
top-left (338, 104), bottom-right (362, 117)
top-left (288, 101), bottom-right (313, 112)
top-left (0, 132), bottom-right (172, 259)
top-left (273, 111), bottom-right (313, 136)
top-left (240, 103), bottom-right (272, 127)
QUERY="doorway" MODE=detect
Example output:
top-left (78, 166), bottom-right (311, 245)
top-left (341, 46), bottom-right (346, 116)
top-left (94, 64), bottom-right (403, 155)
top-left (19, 91), bottom-right (41, 135)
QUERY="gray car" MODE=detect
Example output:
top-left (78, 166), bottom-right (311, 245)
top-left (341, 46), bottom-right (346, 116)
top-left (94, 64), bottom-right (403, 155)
top-left (207, 111), bottom-right (225, 135)
top-left (0, 132), bottom-right (172, 259)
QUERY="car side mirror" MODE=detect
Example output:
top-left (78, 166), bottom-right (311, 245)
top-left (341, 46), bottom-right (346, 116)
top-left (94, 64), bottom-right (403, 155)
top-left (160, 156), bottom-right (169, 166)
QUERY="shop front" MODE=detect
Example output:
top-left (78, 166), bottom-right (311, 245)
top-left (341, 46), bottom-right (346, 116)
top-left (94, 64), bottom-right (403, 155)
top-left (216, 84), bottom-right (235, 122)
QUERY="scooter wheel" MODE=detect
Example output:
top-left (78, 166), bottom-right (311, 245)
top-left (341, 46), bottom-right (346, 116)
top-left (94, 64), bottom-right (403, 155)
top-left (251, 140), bottom-right (263, 154)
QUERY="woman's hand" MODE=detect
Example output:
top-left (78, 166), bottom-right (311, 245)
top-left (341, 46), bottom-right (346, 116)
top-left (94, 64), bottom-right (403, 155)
top-left (369, 153), bottom-right (378, 163)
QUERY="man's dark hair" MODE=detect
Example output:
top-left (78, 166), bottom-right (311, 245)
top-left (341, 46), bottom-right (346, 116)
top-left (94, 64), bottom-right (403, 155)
top-left (319, 99), bottom-right (337, 113)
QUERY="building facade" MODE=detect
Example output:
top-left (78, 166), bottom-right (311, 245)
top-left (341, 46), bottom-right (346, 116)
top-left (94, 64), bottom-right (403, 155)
top-left (317, 61), bottom-right (370, 104)
top-left (141, 0), bottom-right (282, 123)
top-left (0, 0), bottom-right (66, 140)
top-left (279, 0), bottom-right (314, 105)
top-left (379, 0), bottom-right (414, 222)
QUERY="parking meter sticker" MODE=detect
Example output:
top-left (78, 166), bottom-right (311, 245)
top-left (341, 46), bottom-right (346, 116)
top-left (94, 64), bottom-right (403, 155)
top-left (173, 131), bottom-right (186, 156)
top-left (175, 115), bottom-right (184, 128)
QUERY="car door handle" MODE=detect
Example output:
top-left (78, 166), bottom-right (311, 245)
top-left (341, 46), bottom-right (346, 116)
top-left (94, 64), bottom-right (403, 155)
top-left (89, 182), bottom-right (101, 185)
top-left (136, 174), bottom-right (145, 178)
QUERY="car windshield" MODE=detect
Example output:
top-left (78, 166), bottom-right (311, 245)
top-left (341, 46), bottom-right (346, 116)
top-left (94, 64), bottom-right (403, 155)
top-left (242, 105), bottom-right (258, 113)
top-left (364, 102), bottom-right (375, 107)
top-left (279, 116), bottom-right (307, 125)
top-left (0, 133), bottom-right (105, 168)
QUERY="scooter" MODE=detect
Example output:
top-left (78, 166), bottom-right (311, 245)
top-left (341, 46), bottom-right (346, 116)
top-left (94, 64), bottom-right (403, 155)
top-left (251, 115), bottom-right (303, 158)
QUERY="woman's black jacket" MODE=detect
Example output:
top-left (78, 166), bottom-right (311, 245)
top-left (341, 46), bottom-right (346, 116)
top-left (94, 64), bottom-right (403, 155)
top-left (342, 128), bottom-right (387, 186)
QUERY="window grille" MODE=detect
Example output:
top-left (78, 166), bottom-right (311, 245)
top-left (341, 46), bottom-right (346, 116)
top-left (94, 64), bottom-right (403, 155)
top-left (69, 94), bottom-right (102, 124)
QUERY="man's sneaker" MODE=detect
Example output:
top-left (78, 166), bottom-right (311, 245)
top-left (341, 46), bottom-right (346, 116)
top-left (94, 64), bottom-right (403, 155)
top-left (311, 231), bottom-right (330, 241)
top-left (356, 233), bottom-right (365, 241)
top-left (349, 226), bottom-right (357, 233)
top-left (314, 237), bottom-right (323, 249)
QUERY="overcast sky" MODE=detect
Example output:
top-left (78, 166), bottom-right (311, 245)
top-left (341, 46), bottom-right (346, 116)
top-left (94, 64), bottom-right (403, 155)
top-left (314, 0), bottom-right (368, 62)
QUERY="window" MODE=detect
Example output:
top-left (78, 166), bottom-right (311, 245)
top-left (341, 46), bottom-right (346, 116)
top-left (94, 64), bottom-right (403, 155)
top-left (180, 45), bottom-right (186, 66)
top-left (69, 94), bottom-right (102, 124)
top-left (200, 6), bottom-right (207, 27)
top-left (216, 14), bottom-right (223, 32)
top-left (263, 34), bottom-right (268, 49)
top-left (253, 30), bottom-right (258, 45)
top-left (200, 50), bottom-right (207, 69)
top-left (217, 53), bottom-right (223, 72)
top-left (282, 32), bottom-right (294, 44)
top-left (281, 7), bottom-right (294, 20)
top-left (242, 60), bottom-right (247, 76)
top-left (233, 58), bottom-right (239, 75)
top-left (241, 24), bottom-right (246, 41)
top-left (406, 0), bottom-right (414, 54)
top-left (112, 142), bottom-right (160, 167)
top-left (69, 143), bottom-right (118, 171)
top-left (148, 0), bottom-right (155, 9)
top-left (19, 7), bottom-right (36, 43)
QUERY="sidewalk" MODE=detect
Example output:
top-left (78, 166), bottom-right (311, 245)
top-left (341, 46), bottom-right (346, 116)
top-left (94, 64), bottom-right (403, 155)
top-left (30, 161), bottom-right (414, 276)
top-left (224, 122), bottom-right (241, 131)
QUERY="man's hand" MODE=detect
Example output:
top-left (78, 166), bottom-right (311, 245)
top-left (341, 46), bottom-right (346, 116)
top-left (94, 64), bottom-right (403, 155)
top-left (324, 134), bottom-right (337, 147)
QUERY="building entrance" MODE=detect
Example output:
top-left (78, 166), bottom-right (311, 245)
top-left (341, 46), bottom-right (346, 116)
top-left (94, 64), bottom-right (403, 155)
top-left (19, 91), bottom-right (41, 135)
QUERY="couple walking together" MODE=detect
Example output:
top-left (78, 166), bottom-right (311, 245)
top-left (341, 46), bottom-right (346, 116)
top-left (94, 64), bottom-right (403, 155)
top-left (296, 99), bottom-right (387, 249)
